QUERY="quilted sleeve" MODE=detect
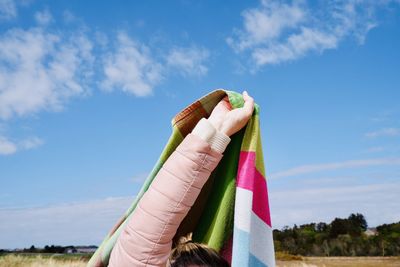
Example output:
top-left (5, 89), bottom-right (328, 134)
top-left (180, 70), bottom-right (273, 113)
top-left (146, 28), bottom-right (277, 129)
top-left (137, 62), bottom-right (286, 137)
top-left (109, 131), bottom-right (225, 267)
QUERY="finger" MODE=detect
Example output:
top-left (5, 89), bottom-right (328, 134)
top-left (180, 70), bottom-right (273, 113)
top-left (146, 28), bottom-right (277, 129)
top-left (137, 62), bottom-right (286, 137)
top-left (242, 91), bottom-right (254, 116)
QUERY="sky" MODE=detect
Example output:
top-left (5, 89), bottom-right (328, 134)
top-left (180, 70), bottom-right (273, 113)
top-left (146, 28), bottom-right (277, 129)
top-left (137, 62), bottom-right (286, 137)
top-left (0, 0), bottom-right (399, 249)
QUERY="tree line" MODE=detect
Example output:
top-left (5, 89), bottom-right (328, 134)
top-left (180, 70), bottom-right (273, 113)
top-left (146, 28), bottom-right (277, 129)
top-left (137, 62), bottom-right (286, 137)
top-left (273, 213), bottom-right (400, 256)
top-left (0, 245), bottom-right (97, 254)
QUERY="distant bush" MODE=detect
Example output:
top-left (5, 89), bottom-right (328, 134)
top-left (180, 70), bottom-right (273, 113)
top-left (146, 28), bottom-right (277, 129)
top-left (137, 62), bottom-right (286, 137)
top-left (273, 213), bottom-right (400, 256)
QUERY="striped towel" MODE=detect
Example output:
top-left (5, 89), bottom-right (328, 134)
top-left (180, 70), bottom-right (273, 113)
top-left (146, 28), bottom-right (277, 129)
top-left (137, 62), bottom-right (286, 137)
top-left (87, 89), bottom-right (275, 267)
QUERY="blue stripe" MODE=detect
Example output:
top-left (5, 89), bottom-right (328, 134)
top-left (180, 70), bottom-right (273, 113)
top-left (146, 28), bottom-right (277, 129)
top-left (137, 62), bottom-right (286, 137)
top-left (231, 227), bottom-right (270, 267)
top-left (249, 252), bottom-right (268, 267)
top-left (231, 227), bottom-right (249, 267)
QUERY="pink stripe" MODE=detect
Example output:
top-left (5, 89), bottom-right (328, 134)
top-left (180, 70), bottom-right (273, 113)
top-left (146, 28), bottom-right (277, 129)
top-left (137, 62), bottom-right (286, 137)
top-left (237, 152), bottom-right (256, 190)
top-left (253, 169), bottom-right (271, 227)
top-left (236, 151), bottom-right (272, 227)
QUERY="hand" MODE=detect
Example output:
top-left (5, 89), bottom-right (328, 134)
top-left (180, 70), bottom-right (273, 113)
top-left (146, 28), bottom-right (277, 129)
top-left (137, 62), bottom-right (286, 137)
top-left (208, 91), bottom-right (254, 137)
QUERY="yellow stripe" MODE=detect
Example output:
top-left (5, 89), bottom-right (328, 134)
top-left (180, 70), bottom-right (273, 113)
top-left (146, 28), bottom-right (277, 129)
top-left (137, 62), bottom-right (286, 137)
top-left (241, 114), bottom-right (266, 177)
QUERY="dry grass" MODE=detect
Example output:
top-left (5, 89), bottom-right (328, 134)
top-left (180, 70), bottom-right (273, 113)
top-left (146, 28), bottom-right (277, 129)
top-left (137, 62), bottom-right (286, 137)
top-left (277, 256), bottom-right (400, 267)
top-left (0, 254), bottom-right (87, 267)
top-left (276, 251), bottom-right (303, 261)
top-left (1, 254), bottom-right (400, 267)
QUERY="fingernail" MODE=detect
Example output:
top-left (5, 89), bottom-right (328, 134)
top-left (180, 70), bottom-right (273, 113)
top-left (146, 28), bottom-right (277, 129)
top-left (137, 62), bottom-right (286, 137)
top-left (243, 90), bottom-right (248, 96)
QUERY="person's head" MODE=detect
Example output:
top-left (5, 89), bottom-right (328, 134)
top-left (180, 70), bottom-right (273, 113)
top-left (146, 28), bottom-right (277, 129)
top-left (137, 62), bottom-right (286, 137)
top-left (168, 234), bottom-right (230, 267)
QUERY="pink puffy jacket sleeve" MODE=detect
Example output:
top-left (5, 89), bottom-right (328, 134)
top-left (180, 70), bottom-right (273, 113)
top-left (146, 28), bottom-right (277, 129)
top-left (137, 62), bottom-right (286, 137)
top-left (109, 118), bottom-right (230, 267)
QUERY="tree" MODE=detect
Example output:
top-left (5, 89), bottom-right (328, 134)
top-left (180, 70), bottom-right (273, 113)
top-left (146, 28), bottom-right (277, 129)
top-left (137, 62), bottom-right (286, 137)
top-left (330, 218), bottom-right (349, 238)
top-left (348, 213), bottom-right (367, 236)
top-left (273, 214), bottom-right (399, 257)
top-left (316, 222), bottom-right (329, 233)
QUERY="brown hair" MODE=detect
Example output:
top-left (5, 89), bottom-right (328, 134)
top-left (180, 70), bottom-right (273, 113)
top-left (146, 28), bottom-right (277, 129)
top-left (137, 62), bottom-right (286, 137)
top-left (168, 233), bottom-right (230, 267)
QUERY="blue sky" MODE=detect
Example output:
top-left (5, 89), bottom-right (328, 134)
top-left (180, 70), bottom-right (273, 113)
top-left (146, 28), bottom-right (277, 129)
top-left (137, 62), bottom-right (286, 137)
top-left (0, 0), bottom-right (399, 248)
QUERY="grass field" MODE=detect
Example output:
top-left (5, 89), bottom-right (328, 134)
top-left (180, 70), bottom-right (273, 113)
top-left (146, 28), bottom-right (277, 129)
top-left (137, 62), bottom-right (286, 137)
top-left (1, 254), bottom-right (400, 266)
top-left (0, 254), bottom-right (88, 267)
top-left (277, 257), bottom-right (400, 267)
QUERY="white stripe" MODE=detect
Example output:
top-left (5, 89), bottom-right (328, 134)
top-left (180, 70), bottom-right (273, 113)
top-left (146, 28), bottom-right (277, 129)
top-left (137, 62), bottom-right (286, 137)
top-left (250, 211), bottom-right (276, 267)
top-left (234, 187), bottom-right (253, 232)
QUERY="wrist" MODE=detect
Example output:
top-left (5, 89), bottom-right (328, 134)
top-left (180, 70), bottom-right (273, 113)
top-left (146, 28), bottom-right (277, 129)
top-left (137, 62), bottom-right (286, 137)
top-left (192, 118), bottom-right (231, 153)
top-left (219, 124), bottom-right (231, 137)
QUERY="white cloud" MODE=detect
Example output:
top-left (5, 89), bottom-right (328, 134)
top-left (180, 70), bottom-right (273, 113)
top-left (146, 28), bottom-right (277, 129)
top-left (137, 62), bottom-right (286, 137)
top-left (271, 157), bottom-right (400, 179)
top-left (0, 27), bottom-right (94, 120)
top-left (365, 127), bottom-right (400, 138)
top-left (0, 196), bottom-right (134, 248)
top-left (270, 182), bottom-right (400, 229)
top-left (228, 0), bottom-right (396, 67)
top-left (34, 9), bottom-right (53, 25)
top-left (252, 27), bottom-right (338, 65)
top-left (166, 46), bottom-right (209, 77)
top-left (0, 11), bottom-right (209, 155)
top-left (0, 18), bottom-right (94, 155)
top-left (19, 136), bottom-right (43, 150)
top-left (228, 0), bottom-right (305, 51)
top-left (0, 135), bottom-right (43, 155)
top-left (101, 32), bottom-right (162, 97)
top-left (1, 186), bottom-right (398, 248)
top-left (0, 135), bottom-right (16, 154)
top-left (0, 0), bottom-right (16, 20)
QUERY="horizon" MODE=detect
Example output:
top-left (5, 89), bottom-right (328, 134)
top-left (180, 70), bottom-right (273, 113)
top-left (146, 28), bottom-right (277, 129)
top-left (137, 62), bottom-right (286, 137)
top-left (1, 211), bottom-right (395, 250)
top-left (0, 0), bottom-right (400, 249)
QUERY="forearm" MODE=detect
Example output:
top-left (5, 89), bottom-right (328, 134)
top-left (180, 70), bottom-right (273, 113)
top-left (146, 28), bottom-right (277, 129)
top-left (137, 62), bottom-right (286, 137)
top-left (109, 119), bottom-right (230, 267)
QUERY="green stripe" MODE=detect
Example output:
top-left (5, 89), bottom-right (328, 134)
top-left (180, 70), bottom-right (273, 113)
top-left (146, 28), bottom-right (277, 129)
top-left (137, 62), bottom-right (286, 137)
top-left (193, 128), bottom-right (244, 251)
